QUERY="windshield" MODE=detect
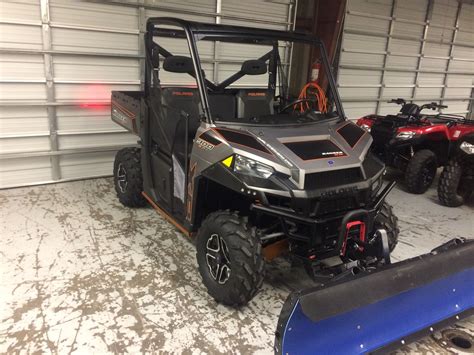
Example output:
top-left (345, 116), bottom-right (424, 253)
top-left (148, 23), bottom-right (343, 125)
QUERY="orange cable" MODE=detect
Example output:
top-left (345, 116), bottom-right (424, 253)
top-left (295, 82), bottom-right (327, 113)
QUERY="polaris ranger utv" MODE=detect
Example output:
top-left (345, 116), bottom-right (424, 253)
top-left (357, 98), bottom-right (474, 194)
top-left (111, 18), bottom-right (399, 306)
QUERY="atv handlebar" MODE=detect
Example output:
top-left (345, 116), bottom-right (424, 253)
top-left (388, 98), bottom-right (448, 111)
top-left (420, 102), bottom-right (448, 111)
top-left (388, 98), bottom-right (406, 105)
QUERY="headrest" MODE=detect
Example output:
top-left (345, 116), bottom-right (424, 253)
top-left (163, 56), bottom-right (194, 73)
top-left (241, 59), bottom-right (267, 75)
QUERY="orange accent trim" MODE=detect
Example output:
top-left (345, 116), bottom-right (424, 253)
top-left (142, 192), bottom-right (191, 237)
top-left (262, 239), bottom-right (289, 261)
top-left (113, 101), bottom-right (136, 119)
top-left (186, 163), bottom-right (197, 221)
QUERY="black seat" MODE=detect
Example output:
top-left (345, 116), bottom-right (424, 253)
top-left (161, 87), bottom-right (200, 136)
top-left (237, 89), bottom-right (273, 119)
top-left (208, 93), bottom-right (236, 121)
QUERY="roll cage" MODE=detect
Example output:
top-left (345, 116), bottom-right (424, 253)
top-left (144, 17), bottom-right (345, 124)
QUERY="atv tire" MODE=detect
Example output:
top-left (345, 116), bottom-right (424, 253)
top-left (374, 202), bottom-right (399, 252)
top-left (405, 149), bottom-right (437, 194)
top-left (196, 210), bottom-right (264, 307)
top-left (438, 158), bottom-right (472, 207)
top-left (113, 147), bottom-right (147, 207)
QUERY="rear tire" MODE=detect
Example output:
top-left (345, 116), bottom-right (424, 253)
top-left (438, 158), bottom-right (471, 207)
top-left (113, 147), bottom-right (147, 207)
top-left (373, 202), bottom-right (399, 252)
top-left (405, 149), bottom-right (437, 194)
top-left (196, 210), bottom-right (264, 307)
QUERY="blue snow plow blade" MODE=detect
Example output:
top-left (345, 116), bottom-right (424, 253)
top-left (275, 238), bottom-right (474, 354)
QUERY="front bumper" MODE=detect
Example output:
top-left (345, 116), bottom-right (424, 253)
top-left (251, 181), bottom-right (396, 259)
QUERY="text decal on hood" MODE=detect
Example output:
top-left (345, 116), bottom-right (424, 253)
top-left (283, 140), bottom-right (347, 160)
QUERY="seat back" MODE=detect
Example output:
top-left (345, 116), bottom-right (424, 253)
top-left (208, 93), bottom-right (237, 121)
top-left (237, 89), bottom-right (274, 119)
top-left (161, 87), bottom-right (201, 138)
top-left (157, 87), bottom-right (201, 164)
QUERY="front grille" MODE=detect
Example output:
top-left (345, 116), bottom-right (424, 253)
top-left (318, 197), bottom-right (357, 215)
top-left (304, 168), bottom-right (363, 190)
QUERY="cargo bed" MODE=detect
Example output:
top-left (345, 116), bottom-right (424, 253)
top-left (111, 91), bottom-right (144, 135)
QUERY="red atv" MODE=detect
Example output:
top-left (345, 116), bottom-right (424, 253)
top-left (357, 98), bottom-right (474, 194)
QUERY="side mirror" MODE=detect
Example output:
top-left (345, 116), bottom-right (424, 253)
top-left (163, 56), bottom-right (194, 73)
top-left (241, 59), bottom-right (267, 75)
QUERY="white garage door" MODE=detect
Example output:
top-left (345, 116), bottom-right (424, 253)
top-left (0, 0), bottom-right (294, 188)
top-left (338, 0), bottom-right (474, 119)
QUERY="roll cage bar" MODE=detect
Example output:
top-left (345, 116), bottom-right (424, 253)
top-left (144, 17), bottom-right (345, 123)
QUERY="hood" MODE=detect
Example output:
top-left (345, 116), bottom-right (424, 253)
top-left (214, 120), bottom-right (372, 174)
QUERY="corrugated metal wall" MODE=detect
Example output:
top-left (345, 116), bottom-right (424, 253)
top-left (338, 0), bottom-right (474, 119)
top-left (0, 0), bottom-right (293, 189)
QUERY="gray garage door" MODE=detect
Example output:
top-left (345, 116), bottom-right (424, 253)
top-left (0, 0), bottom-right (294, 188)
top-left (338, 0), bottom-right (474, 119)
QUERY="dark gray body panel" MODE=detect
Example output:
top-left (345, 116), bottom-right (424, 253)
top-left (189, 120), bottom-right (373, 198)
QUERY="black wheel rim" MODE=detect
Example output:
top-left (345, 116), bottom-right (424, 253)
top-left (422, 162), bottom-right (436, 187)
top-left (205, 233), bottom-right (231, 285)
top-left (117, 163), bottom-right (127, 193)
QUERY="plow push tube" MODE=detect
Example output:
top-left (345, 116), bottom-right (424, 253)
top-left (275, 238), bottom-right (474, 354)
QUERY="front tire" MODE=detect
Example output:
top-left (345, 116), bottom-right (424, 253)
top-left (113, 147), bottom-right (147, 207)
top-left (438, 158), bottom-right (472, 207)
top-left (405, 149), bottom-right (437, 194)
top-left (373, 202), bottom-right (399, 252)
top-left (196, 211), bottom-right (264, 307)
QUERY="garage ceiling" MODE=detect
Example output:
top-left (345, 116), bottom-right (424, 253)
top-left (0, 0), bottom-right (294, 188)
top-left (338, 0), bottom-right (474, 119)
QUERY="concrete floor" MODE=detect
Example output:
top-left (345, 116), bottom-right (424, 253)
top-left (0, 175), bottom-right (472, 353)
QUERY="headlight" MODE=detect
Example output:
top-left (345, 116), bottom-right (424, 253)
top-left (460, 141), bottom-right (474, 154)
top-left (360, 124), bottom-right (371, 132)
top-left (234, 154), bottom-right (274, 179)
top-left (395, 131), bottom-right (417, 140)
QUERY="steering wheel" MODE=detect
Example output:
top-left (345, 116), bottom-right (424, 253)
top-left (280, 98), bottom-right (316, 113)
